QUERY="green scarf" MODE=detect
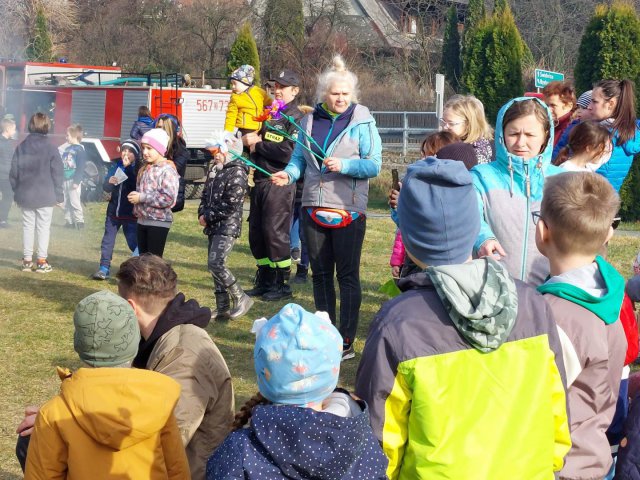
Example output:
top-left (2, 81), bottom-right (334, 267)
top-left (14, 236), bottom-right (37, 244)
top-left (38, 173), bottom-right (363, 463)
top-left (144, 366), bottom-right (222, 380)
top-left (537, 256), bottom-right (624, 325)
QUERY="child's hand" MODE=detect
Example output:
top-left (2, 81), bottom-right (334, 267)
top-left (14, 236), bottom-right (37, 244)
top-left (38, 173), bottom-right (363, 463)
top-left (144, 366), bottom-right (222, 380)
top-left (478, 239), bottom-right (507, 260)
top-left (108, 176), bottom-right (118, 185)
top-left (199, 215), bottom-right (206, 227)
top-left (271, 171), bottom-right (290, 186)
top-left (128, 191), bottom-right (141, 204)
top-left (391, 265), bottom-right (401, 279)
top-left (323, 157), bottom-right (342, 172)
top-left (389, 184), bottom-right (402, 209)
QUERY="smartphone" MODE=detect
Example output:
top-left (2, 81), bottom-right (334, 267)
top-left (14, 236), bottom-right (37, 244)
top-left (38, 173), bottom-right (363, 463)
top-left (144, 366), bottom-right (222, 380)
top-left (392, 169), bottom-right (400, 191)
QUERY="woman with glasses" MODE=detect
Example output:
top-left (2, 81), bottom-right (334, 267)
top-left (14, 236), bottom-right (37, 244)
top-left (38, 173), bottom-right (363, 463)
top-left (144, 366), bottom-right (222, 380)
top-left (440, 95), bottom-right (494, 164)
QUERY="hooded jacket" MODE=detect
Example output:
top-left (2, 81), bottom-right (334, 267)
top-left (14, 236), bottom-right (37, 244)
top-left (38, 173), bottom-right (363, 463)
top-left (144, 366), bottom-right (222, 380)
top-left (133, 294), bottom-right (234, 480)
top-left (284, 103), bottom-right (382, 214)
top-left (471, 97), bottom-right (563, 285)
top-left (10, 133), bottom-right (64, 209)
top-left (224, 86), bottom-right (272, 132)
top-left (594, 119), bottom-right (640, 193)
top-left (538, 257), bottom-right (626, 480)
top-left (206, 390), bottom-right (388, 479)
top-left (130, 116), bottom-right (154, 141)
top-left (104, 158), bottom-right (138, 220)
top-left (355, 257), bottom-right (570, 480)
top-left (134, 160), bottom-right (179, 224)
top-left (198, 158), bottom-right (248, 238)
top-left (24, 367), bottom-right (190, 480)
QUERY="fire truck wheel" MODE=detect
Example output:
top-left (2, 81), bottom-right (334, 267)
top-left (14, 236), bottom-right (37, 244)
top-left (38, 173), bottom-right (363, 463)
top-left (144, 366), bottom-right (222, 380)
top-left (185, 183), bottom-right (204, 200)
top-left (81, 159), bottom-right (107, 203)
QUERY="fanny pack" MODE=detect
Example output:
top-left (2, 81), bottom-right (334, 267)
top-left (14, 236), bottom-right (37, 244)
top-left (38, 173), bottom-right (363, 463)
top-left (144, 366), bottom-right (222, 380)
top-left (307, 207), bottom-right (361, 228)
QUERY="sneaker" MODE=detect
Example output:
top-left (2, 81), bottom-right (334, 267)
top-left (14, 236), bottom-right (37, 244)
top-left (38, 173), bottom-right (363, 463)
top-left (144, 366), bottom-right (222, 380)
top-left (35, 260), bottom-right (53, 273)
top-left (291, 247), bottom-right (301, 264)
top-left (22, 261), bottom-right (34, 272)
top-left (341, 341), bottom-right (355, 361)
top-left (0, 221), bottom-right (8, 229)
top-left (91, 267), bottom-right (109, 280)
top-left (76, 222), bottom-right (85, 230)
top-left (64, 222), bottom-right (75, 229)
top-left (292, 266), bottom-right (308, 284)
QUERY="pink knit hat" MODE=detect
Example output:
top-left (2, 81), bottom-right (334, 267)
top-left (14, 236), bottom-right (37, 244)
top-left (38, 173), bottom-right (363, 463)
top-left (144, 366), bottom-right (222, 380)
top-left (140, 128), bottom-right (169, 157)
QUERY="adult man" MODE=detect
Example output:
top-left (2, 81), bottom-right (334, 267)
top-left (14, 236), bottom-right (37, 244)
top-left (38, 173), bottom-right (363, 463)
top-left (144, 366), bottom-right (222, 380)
top-left (243, 70), bottom-right (306, 301)
top-left (355, 158), bottom-right (570, 479)
top-left (17, 254), bottom-right (234, 480)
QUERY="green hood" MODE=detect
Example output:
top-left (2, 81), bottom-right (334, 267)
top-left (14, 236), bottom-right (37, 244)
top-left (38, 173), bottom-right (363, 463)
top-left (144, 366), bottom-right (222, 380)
top-left (426, 257), bottom-right (518, 353)
top-left (537, 256), bottom-right (624, 325)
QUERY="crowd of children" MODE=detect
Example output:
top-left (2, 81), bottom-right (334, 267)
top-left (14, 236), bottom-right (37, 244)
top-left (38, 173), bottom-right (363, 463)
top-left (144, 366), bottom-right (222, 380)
top-left (6, 64), bottom-right (640, 479)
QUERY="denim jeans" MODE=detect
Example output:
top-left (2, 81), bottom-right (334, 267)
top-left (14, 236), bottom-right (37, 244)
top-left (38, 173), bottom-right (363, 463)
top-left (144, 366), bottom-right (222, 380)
top-left (302, 209), bottom-right (366, 343)
top-left (99, 216), bottom-right (137, 269)
top-left (22, 206), bottom-right (53, 260)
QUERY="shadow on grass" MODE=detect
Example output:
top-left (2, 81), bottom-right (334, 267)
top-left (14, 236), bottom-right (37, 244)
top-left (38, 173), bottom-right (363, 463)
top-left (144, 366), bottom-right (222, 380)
top-left (0, 274), bottom-right (98, 312)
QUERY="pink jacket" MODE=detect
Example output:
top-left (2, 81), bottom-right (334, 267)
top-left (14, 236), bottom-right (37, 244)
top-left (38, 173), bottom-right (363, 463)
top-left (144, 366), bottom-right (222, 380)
top-left (134, 161), bottom-right (180, 223)
top-left (389, 229), bottom-right (405, 267)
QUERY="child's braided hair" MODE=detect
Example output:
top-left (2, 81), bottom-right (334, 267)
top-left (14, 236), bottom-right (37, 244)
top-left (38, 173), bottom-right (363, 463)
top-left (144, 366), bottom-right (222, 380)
top-left (232, 392), bottom-right (272, 430)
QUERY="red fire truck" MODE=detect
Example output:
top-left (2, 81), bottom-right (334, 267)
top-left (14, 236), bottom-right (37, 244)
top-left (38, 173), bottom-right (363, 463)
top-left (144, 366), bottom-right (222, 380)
top-left (0, 61), bottom-right (231, 200)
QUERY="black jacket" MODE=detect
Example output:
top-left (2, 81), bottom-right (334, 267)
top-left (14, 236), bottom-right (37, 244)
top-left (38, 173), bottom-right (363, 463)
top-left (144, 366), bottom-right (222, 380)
top-left (252, 101), bottom-right (305, 182)
top-left (169, 138), bottom-right (189, 212)
top-left (10, 133), bottom-right (64, 209)
top-left (198, 159), bottom-right (248, 238)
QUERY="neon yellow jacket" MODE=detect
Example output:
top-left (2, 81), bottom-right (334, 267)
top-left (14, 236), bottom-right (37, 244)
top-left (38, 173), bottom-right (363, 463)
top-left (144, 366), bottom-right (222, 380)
top-left (356, 261), bottom-right (571, 480)
top-left (224, 86), bottom-right (272, 132)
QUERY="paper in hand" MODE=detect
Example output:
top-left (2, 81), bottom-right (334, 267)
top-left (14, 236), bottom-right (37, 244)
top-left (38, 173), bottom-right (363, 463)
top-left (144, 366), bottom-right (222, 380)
top-left (114, 167), bottom-right (128, 185)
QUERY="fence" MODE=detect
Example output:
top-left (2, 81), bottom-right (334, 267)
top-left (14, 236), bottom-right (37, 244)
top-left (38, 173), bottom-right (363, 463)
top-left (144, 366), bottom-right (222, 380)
top-left (371, 111), bottom-right (439, 157)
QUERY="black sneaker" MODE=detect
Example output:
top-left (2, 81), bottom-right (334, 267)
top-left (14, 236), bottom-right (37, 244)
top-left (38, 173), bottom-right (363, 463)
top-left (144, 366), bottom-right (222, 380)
top-left (341, 342), bottom-right (355, 361)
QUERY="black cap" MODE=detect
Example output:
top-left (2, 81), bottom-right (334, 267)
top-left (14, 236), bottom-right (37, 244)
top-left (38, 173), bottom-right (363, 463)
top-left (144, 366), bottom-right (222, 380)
top-left (271, 69), bottom-right (300, 87)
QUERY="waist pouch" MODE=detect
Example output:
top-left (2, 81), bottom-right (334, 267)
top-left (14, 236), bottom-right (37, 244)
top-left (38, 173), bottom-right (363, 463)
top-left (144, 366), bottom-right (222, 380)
top-left (307, 207), bottom-right (361, 228)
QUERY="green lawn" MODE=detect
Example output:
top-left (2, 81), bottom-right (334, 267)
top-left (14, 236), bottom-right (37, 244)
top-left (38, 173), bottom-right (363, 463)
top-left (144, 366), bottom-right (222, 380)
top-left (0, 197), bottom-right (637, 478)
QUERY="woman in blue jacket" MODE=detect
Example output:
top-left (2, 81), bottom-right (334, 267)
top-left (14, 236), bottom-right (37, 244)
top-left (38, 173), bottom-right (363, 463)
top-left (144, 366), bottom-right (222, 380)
top-left (271, 55), bottom-right (382, 360)
top-left (588, 79), bottom-right (640, 192)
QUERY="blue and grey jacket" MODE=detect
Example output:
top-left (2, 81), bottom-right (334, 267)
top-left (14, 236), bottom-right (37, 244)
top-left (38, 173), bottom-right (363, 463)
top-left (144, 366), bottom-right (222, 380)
top-left (471, 97), bottom-right (563, 286)
top-left (284, 104), bottom-right (382, 214)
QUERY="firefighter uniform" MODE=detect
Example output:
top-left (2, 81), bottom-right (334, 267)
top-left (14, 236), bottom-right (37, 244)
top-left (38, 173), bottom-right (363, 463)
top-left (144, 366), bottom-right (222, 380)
top-left (246, 97), bottom-right (305, 300)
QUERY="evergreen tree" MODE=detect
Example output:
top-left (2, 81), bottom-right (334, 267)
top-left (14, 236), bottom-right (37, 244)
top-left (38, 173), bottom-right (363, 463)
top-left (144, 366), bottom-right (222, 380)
top-left (463, 0), bottom-right (486, 49)
top-left (574, 2), bottom-right (640, 98)
top-left (440, 6), bottom-right (462, 91)
top-left (494, 0), bottom-right (508, 15)
top-left (262, 0), bottom-right (305, 77)
top-left (227, 22), bottom-right (261, 85)
top-left (26, 7), bottom-right (53, 62)
top-left (462, 6), bottom-right (526, 121)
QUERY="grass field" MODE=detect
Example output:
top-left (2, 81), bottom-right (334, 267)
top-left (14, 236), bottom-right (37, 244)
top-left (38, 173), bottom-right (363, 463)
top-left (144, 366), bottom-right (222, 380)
top-left (0, 190), bottom-right (637, 478)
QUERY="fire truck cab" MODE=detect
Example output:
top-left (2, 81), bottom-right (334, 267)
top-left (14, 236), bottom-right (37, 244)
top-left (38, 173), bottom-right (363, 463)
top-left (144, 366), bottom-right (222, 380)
top-left (0, 61), bottom-right (231, 200)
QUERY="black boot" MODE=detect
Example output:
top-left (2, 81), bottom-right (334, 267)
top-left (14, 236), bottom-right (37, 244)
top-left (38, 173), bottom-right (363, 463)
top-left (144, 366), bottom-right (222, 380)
top-left (228, 282), bottom-right (254, 319)
top-left (246, 266), bottom-right (275, 297)
top-left (262, 267), bottom-right (293, 301)
top-left (213, 291), bottom-right (231, 322)
top-left (292, 265), bottom-right (308, 284)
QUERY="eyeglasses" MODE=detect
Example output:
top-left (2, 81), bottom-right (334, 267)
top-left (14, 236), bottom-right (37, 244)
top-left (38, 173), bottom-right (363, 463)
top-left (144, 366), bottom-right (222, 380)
top-left (531, 210), bottom-right (542, 225)
top-left (612, 217), bottom-right (621, 230)
top-left (438, 118), bottom-right (466, 129)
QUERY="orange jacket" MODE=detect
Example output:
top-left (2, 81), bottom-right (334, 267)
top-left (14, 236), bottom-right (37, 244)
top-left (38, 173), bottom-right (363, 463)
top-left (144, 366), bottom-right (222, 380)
top-left (25, 367), bottom-right (190, 480)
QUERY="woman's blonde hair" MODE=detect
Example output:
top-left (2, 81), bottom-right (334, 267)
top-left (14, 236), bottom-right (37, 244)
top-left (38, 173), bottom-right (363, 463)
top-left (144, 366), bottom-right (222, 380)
top-left (316, 55), bottom-right (359, 104)
top-left (444, 95), bottom-right (494, 143)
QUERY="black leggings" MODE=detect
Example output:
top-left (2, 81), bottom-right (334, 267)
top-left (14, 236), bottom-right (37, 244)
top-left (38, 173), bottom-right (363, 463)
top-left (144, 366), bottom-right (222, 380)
top-left (137, 224), bottom-right (170, 257)
top-left (302, 210), bottom-right (366, 344)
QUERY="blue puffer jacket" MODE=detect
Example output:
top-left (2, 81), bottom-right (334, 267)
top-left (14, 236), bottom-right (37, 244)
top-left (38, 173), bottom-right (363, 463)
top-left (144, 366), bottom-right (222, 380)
top-left (471, 97), bottom-right (563, 286)
top-left (596, 120), bottom-right (640, 193)
top-left (206, 391), bottom-right (388, 480)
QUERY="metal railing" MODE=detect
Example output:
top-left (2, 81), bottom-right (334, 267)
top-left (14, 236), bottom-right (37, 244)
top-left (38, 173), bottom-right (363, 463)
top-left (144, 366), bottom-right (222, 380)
top-left (371, 111), bottom-right (439, 156)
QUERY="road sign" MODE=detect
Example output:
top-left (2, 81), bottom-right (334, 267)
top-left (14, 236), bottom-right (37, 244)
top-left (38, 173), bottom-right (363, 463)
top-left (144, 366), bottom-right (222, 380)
top-left (535, 69), bottom-right (565, 89)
